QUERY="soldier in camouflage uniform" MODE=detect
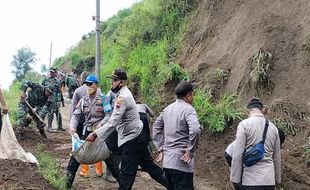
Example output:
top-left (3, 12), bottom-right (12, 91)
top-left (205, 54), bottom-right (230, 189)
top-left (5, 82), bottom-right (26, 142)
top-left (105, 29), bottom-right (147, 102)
top-left (17, 81), bottom-right (53, 138)
top-left (42, 67), bottom-right (65, 132)
top-left (66, 70), bottom-right (79, 99)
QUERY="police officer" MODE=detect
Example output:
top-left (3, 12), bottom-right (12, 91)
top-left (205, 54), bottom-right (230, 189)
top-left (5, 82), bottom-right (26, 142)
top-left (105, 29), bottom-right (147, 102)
top-left (66, 75), bottom-right (118, 188)
top-left (17, 81), bottom-right (53, 138)
top-left (0, 86), bottom-right (9, 133)
top-left (42, 67), bottom-right (65, 132)
top-left (68, 75), bottom-right (103, 179)
top-left (153, 81), bottom-right (202, 190)
top-left (86, 68), bottom-right (167, 190)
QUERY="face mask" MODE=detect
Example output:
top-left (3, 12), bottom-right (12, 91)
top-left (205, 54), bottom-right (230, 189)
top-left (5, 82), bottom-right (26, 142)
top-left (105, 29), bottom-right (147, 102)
top-left (111, 82), bottom-right (122, 93)
top-left (87, 87), bottom-right (96, 95)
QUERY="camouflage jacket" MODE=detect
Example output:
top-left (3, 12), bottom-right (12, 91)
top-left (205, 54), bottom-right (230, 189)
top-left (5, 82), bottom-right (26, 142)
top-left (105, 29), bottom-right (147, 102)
top-left (42, 76), bottom-right (62, 102)
top-left (20, 81), bottom-right (53, 109)
top-left (66, 74), bottom-right (79, 88)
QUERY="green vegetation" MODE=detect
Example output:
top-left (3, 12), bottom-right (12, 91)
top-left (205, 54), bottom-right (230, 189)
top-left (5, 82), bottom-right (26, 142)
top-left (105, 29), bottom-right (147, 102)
top-left (193, 90), bottom-right (243, 132)
top-left (54, 0), bottom-right (196, 110)
top-left (11, 46), bottom-right (37, 82)
top-left (35, 145), bottom-right (67, 190)
top-left (271, 117), bottom-right (297, 136)
top-left (249, 49), bottom-right (272, 93)
top-left (4, 82), bottom-right (22, 124)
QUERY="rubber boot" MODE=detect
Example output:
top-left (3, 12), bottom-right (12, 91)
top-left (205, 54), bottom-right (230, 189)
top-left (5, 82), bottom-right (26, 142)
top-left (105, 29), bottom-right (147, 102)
top-left (79, 164), bottom-right (89, 178)
top-left (95, 162), bottom-right (103, 177)
top-left (103, 167), bottom-right (117, 183)
top-left (66, 172), bottom-right (75, 189)
top-left (47, 117), bottom-right (54, 132)
top-left (56, 112), bottom-right (65, 131)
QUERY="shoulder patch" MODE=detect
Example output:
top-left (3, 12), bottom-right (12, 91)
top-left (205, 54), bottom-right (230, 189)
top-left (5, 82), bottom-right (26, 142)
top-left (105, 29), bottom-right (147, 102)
top-left (115, 97), bottom-right (123, 109)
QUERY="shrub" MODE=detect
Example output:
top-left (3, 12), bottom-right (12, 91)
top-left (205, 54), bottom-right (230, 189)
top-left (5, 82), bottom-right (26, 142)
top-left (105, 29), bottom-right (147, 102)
top-left (194, 89), bottom-right (243, 132)
top-left (249, 49), bottom-right (273, 93)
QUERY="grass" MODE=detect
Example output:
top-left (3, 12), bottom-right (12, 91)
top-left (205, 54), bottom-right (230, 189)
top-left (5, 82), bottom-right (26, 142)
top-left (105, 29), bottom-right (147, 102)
top-left (193, 89), bottom-right (243, 133)
top-left (3, 82), bottom-right (22, 124)
top-left (35, 144), bottom-right (67, 190)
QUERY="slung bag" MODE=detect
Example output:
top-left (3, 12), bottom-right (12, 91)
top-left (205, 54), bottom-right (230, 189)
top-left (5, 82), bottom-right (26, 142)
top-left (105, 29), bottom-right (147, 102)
top-left (242, 119), bottom-right (269, 167)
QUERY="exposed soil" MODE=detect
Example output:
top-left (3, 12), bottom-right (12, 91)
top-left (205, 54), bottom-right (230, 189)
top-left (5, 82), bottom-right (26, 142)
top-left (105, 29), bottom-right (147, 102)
top-left (0, 159), bottom-right (56, 190)
top-left (177, 0), bottom-right (310, 189)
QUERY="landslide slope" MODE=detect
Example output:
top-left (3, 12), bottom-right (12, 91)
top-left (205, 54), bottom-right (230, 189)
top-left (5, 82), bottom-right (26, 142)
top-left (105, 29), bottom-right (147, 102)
top-left (178, 0), bottom-right (310, 189)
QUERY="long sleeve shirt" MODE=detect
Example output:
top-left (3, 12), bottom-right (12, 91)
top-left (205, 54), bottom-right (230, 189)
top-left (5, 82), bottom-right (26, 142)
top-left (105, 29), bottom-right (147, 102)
top-left (153, 99), bottom-right (201, 173)
top-left (95, 86), bottom-right (143, 147)
top-left (70, 91), bottom-right (104, 131)
top-left (230, 113), bottom-right (281, 186)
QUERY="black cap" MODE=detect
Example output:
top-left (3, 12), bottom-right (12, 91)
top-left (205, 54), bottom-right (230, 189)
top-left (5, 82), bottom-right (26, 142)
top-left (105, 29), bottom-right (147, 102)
top-left (175, 81), bottom-right (195, 98)
top-left (247, 98), bottom-right (263, 110)
top-left (108, 68), bottom-right (127, 80)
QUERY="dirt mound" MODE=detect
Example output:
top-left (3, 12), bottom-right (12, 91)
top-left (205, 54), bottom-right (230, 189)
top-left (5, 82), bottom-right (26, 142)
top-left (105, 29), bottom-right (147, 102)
top-left (0, 159), bottom-right (56, 189)
top-left (177, 0), bottom-right (310, 189)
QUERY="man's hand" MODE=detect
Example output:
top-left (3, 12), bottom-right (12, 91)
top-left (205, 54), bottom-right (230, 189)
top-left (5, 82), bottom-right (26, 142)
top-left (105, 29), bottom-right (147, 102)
top-left (86, 132), bottom-right (97, 142)
top-left (230, 182), bottom-right (242, 190)
top-left (68, 127), bottom-right (76, 135)
top-left (20, 93), bottom-right (26, 102)
top-left (32, 108), bottom-right (37, 113)
top-left (180, 150), bottom-right (191, 164)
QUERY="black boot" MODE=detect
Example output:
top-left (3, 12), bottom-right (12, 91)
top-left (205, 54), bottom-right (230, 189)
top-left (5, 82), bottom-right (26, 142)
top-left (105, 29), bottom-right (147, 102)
top-left (66, 173), bottom-right (75, 189)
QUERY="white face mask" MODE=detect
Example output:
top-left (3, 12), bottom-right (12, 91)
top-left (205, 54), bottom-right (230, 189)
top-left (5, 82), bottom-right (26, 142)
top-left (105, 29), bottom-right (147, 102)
top-left (87, 87), bottom-right (96, 95)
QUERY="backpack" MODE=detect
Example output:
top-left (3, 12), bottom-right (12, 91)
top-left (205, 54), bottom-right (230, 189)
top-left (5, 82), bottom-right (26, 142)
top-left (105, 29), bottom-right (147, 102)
top-left (242, 119), bottom-right (269, 167)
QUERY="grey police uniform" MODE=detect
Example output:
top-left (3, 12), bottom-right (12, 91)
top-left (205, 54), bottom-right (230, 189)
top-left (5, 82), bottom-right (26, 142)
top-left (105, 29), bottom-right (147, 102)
top-left (95, 85), bottom-right (167, 190)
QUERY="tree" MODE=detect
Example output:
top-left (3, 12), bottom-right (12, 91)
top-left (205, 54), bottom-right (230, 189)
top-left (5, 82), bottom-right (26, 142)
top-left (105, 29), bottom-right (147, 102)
top-left (41, 64), bottom-right (48, 74)
top-left (11, 46), bottom-right (37, 81)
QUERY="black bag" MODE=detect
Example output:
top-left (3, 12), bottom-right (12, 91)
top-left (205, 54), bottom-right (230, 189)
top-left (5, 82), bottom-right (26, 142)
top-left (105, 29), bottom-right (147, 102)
top-left (242, 119), bottom-right (269, 167)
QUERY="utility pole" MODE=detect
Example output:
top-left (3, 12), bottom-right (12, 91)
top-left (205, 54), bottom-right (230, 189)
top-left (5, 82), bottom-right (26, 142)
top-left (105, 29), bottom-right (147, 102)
top-left (95, 0), bottom-right (101, 81)
top-left (49, 42), bottom-right (53, 68)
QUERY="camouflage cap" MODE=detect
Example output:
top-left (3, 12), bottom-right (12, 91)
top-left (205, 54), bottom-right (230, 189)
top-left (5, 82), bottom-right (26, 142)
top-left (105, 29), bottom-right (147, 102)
top-left (49, 67), bottom-right (58, 73)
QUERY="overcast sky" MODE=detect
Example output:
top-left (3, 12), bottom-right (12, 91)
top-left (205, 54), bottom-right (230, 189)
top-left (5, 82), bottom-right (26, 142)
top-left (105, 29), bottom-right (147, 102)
top-left (0, 0), bottom-right (140, 89)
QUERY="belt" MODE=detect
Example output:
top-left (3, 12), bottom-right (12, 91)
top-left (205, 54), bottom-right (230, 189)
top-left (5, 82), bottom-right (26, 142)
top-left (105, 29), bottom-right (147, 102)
top-left (86, 125), bottom-right (96, 132)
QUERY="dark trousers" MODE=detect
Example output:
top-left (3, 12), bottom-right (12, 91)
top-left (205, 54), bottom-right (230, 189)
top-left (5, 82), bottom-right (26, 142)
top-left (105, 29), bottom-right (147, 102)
top-left (138, 112), bottom-right (151, 141)
top-left (119, 129), bottom-right (167, 190)
top-left (242, 186), bottom-right (275, 190)
top-left (163, 168), bottom-right (194, 190)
